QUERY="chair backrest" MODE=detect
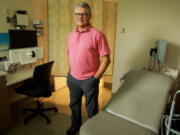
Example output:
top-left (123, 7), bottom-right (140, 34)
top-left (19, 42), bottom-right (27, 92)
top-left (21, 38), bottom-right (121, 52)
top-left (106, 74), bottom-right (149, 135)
top-left (33, 61), bottom-right (54, 97)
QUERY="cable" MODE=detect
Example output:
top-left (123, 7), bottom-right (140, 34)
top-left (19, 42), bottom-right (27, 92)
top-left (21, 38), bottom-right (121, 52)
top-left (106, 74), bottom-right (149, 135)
top-left (148, 55), bottom-right (156, 71)
top-left (152, 54), bottom-right (156, 71)
top-left (158, 61), bottom-right (161, 72)
top-left (148, 56), bottom-right (153, 70)
top-left (148, 48), bottom-right (157, 71)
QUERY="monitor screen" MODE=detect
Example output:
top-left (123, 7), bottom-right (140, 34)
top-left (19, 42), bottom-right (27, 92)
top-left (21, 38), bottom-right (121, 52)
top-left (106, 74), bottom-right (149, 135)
top-left (9, 30), bottom-right (37, 49)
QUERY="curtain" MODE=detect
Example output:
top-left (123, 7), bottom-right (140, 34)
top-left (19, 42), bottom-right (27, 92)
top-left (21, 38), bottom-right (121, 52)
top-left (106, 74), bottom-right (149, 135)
top-left (48, 0), bottom-right (117, 76)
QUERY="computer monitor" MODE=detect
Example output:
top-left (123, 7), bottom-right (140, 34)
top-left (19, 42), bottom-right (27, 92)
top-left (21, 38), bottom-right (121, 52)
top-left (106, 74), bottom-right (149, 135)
top-left (9, 30), bottom-right (37, 49)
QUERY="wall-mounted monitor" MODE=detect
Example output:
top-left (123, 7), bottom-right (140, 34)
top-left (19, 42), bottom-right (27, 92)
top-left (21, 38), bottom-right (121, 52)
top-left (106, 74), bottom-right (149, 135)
top-left (9, 30), bottom-right (37, 49)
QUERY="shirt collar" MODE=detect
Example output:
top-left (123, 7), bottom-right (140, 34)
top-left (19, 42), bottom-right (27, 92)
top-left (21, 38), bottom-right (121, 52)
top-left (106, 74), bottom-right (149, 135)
top-left (76, 25), bottom-right (92, 33)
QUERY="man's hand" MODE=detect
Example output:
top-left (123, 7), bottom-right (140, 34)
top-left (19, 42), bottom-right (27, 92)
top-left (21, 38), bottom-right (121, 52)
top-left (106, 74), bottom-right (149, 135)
top-left (93, 55), bottom-right (110, 79)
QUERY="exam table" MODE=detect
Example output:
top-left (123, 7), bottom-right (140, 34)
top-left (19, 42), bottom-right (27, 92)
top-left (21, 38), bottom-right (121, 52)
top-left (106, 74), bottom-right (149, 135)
top-left (80, 70), bottom-right (173, 135)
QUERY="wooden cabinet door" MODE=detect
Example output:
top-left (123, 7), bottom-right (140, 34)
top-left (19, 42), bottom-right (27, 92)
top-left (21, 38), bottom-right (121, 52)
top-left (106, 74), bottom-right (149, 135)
top-left (0, 76), bottom-right (12, 132)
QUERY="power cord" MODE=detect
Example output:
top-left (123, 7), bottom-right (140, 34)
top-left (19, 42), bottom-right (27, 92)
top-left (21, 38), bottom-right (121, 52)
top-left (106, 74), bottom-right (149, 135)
top-left (148, 47), bottom-right (157, 71)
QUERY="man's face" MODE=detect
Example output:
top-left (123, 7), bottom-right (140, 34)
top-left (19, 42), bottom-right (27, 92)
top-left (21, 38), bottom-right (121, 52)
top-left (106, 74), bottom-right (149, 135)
top-left (74, 7), bottom-right (91, 28)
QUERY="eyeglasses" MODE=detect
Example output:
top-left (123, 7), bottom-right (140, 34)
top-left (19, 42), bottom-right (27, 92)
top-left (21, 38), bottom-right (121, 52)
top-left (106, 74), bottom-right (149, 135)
top-left (74, 13), bottom-right (90, 18)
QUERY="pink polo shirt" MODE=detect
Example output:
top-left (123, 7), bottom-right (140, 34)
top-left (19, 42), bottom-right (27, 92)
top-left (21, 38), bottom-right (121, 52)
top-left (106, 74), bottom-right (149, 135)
top-left (67, 25), bottom-right (110, 80)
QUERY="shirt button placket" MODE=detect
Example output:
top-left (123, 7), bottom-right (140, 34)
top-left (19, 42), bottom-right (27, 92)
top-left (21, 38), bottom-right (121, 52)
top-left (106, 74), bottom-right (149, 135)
top-left (77, 32), bottom-right (81, 43)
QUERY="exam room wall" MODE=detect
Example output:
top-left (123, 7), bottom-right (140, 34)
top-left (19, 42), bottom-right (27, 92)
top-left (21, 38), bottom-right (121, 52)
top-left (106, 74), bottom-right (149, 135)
top-left (0, 0), bottom-right (48, 61)
top-left (112, 0), bottom-right (180, 93)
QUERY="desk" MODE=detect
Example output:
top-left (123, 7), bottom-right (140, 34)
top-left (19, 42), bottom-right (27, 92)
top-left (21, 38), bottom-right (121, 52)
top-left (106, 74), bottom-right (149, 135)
top-left (6, 67), bottom-right (34, 86)
top-left (0, 67), bottom-right (34, 132)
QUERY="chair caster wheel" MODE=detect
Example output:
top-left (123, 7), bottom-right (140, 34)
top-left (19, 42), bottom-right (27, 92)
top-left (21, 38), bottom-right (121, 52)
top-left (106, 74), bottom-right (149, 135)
top-left (40, 103), bottom-right (44, 109)
top-left (55, 108), bottom-right (58, 113)
top-left (23, 110), bottom-right (26, 115)
top-left (47, 120), bottom-right (51, 124)
top-left (24, 120), bottom-right (28, 125)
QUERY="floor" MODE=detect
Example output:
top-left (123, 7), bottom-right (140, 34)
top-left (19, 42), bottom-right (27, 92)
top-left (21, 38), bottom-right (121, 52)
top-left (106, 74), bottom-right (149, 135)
top-left (5, 111), bottom-right (87, 135)
top-left (4, 76), bottom-right (112, 135)
top-left (43, 75), bottom-right (112, 116)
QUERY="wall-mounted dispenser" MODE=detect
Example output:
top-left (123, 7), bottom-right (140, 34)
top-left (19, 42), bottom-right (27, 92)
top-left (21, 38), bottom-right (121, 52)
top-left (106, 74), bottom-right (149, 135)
top-left (155, 40), bottom-right (167, 63)
top-left (148, 40), bottom-right (167, 71)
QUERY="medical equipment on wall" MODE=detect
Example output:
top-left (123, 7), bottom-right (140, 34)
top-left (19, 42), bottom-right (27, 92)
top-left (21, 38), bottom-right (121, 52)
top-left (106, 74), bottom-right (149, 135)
top-left (148, 40), bottom-right (167, 71)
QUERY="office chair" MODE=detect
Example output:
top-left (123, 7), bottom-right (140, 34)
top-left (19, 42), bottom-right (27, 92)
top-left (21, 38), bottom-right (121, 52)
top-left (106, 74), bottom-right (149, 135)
top-left (15, 61), bottom-right (57, 125)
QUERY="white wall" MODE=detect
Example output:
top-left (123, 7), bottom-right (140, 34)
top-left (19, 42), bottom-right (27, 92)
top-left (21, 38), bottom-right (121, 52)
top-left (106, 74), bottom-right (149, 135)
top-left (112, 0), bottom-right (180, 93)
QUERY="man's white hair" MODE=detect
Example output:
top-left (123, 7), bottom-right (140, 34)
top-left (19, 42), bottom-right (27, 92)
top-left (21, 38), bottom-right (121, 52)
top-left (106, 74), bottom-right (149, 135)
top-left (74, 2), bottom-right (91, 15)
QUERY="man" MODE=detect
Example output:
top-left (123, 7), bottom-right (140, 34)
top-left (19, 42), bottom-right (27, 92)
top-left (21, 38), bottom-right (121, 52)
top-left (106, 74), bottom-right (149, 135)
top-left (66, 2), bottom-right (110, 135)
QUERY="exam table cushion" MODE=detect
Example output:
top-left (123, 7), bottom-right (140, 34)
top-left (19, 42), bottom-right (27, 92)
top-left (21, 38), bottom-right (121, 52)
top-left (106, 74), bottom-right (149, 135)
top-left (80, 70), bottom-right (173, 135)
top-left (105, 70), bottom-right (173, 133)
top-left (80, 111), bottom-right (156, 135)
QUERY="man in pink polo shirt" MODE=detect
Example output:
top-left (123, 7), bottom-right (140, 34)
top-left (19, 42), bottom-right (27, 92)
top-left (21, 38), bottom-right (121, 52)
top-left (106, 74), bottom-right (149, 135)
top-left (66, 2), bottom-right (110, 135)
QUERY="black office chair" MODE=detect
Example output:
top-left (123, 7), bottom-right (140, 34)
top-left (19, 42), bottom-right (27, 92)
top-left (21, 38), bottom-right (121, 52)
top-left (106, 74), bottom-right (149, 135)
top-left (15, 61), bottom-right (57, 125)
